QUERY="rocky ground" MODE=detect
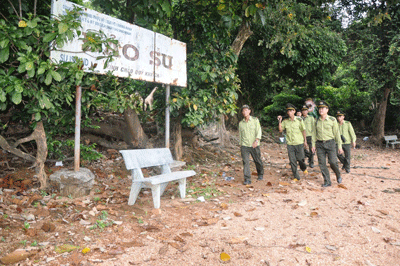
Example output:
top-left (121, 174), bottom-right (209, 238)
top-left (0, 135), bottom-right (399, 266)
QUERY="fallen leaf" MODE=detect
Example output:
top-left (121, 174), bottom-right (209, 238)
top-left (288, 243), bottom-right (305, 249)
top-left (174, 235), bottom-right (185, 242)
top-left (220, 203), bottom-right (228, 210)
top-left (228, 237), bottom-right (247, 244)
top-left (279, 181), bottom-right (290, 186)
top-left (220, 252), bottom-right (231, 261)
top-left (305, 246), bottom-right (311, 253)
top-left (246, 208), bottom-right (256, 212)
top-left (266, 182), bottom-right (272, 186)
top-left (55, 244), bottom-right (80, 254)
top-left (338, 184), bottom-right (347, 189)
top-left (310, 211), bottom-right (318, 217)
top-left (144, 225), bottom-right (160, 232)
top-left (168, 242), bottom-right (181, 249)
top-left (180, 232), bottom-right (193, 237)
top-left (377, 210), bottom-right (389, 215)
top-left (159, 244), bottom-right (169, 255)
top-left (82, 247), bottom-right (90, 254)
top-left (245, 218), bottom-right (259, 221)
top-left (233, 212), bottom-right (242, 217)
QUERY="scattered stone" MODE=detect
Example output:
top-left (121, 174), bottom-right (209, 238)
top-left (325, 245), bottom-right (337, 251)
top-left (21, 213), bottom-right (35, 221)
top-left (298, 200), bottom-right (307, 206)
top-left (371, 227), bottom-right (381, 234)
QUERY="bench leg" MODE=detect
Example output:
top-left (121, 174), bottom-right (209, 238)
top-left (178, 178), bottom-right (186, 198)
top-left (160, 182), bottom-right (169, 196)
top-left (151, 185), bottom-right (161, 209)
top-left (128, 182), bottom-right (143, 205)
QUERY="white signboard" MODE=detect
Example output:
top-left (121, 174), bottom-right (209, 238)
top-left (50, 0), bottom-right (186, 87)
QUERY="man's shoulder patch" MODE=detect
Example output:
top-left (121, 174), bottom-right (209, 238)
top-left (329, 116), bottom-right (335, 121)
top-left (296, 117), bottom-right (303, 121)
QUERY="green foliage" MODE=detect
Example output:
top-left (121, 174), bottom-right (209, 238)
top-left (47, 138), bottom-right (102, 161)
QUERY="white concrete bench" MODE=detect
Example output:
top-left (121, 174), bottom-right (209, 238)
top-left (120, 148), bottom-right (196, 208)
top-left (384, 135), bottom-right (400, 149)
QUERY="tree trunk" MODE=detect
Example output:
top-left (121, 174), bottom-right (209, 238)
top-left (371, 87), bottom-right (391, 143)
top-left (123, 107), bottom-right (148, 148)
top-left (213, 20), bottom-right (254, 147)
top-left (5, 121), bottom-right (48, 188)
top-left (231, 20), bottom-right (253, 57)
top-left (172, 115), bottom-right (183, 160)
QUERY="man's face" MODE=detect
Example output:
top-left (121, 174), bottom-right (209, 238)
top-left (337, 115), bottom-right (344, 123)
top-left (242, 107), bottom-right (251, 117)
top-left (318, 107), bottom-right (329, 116)
top-left (287, 109), bottom-right (295, 117)
top-left (302, 110), bottom-right (308, 117)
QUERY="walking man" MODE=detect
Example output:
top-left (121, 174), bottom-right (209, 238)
top-left (278, 103), bottom-right (308, 181)
top-left (312, 101), bottom-right (343, 187)
top-left (336, 111), bottom-right (356, 173)
top-left (302, 105), bottom-right (315, 168)
top-left (239, 105), bottom-right (264, 185)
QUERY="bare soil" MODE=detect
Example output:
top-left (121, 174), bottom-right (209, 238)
top-left (0, 135), bottom-right (400, 266)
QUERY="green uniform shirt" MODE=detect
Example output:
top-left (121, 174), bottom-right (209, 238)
top-left (312, 115), bottom-right (342, 149)
top-left (339, 120), bottom-right (356, 144)
top-left (239, 116), bottom-right (262, 147)
top-left (303, 115), bottom-right (315, 137)
top-left (281, 117), bottom-right (305, 145)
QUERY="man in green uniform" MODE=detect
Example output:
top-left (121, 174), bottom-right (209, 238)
top-left (239, 105), bottom-right (264, 185)
top-left (301, 105), bottom-right (315, 168)
top-left (336, 111), bottom-right (357, 173)
top-left (311, 101), bottom-right (343, 187)
top-left (278, 103), bottom-right (308, 181)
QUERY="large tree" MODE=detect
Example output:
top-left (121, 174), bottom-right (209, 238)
top-left (342, 1), bottom-right (400, 141)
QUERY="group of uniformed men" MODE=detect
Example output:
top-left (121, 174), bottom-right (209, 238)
top-left (238, 99), bottom-right (356, 187)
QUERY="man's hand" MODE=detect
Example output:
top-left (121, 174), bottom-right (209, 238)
top-left (252, 140), bottom-right (258, 148)
top-left (338, 148), bottom-right (344, 154)
top-left (352, 142), bottom-right (356, 149)
top-left (277, 116), bottom-right (282, 123)
top-left (304, 142), bottom-right (308, 149)
top-left (312, 147), bottom-right (316, 153)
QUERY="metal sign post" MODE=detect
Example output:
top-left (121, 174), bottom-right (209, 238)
top-left (165, 85), bottom-right (170, 148)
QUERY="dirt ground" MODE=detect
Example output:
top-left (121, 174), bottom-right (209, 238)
top-left (0, 135), bottom-right (400, 266)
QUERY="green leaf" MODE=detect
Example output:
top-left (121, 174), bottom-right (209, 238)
top-left (37, 67), bottom-right (46, 75)
top-left (27, 20), bottom-right (37, 28)
top-left (27, 68), bottom-right (35, 78)
top-left (245, 6), bottom-right (250, 17)
top-left (17, 63), bottom-right (26, 73)
top-left (43, 33), bottom-right (57, 42)
top-left (45, 72), bottom-right (52, 85)
top-left (58, 23), bottom-right (68, 34)
top-left (0, 39), bottom-right (9, 48)
top-left (0, 90), bottom-right (6, 102)
top-left (11, 92), bottom-right (22, 104)
top-left (15, 84), bottom-right (24, 93)
top-left (0, 48), bottom-right (9, 63)
top-left (25, 61), bottom-right (34, 70)
top-left (42, 95), bottom-right (53, 109)
top-left (34, 112), bottom-right (41, 121)
top-left (51, 71), bottom-right (62, 82)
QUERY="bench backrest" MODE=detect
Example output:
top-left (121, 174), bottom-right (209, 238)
top-left (384, 135), bottom-right (398, 141)
top-left (120, 148), bottom-right (174, 170)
